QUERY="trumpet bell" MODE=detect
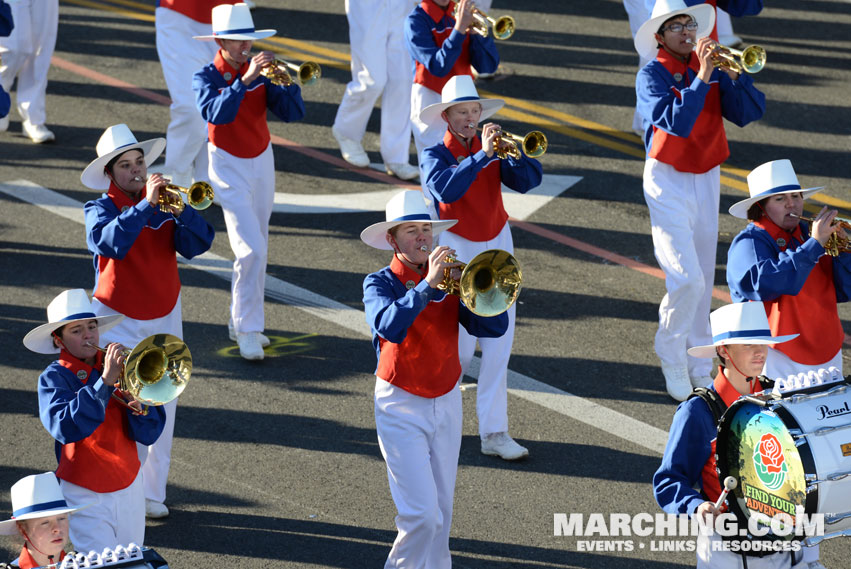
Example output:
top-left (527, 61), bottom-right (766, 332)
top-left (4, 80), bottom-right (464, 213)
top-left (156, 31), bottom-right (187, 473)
top-left (184, 181), bottom-right (215, 210)
top-left (522, 131), bottom-right (547, 158)
top-left (457, 249), bottom-right (522, 317)
top-left (123, 334), bottom-right (192, 406)
top-left (492, 15), bottom-right (515, 40)
top-left (297, 61), bottom-right (322, 86)
top-left (739, 45), bottom-right (766, 74)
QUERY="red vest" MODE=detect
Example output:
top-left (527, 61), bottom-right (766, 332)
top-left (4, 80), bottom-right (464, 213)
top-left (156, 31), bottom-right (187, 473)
top-left (208, 50), bottom-right (270, 158)
top-left (94, 183), bottom-right (180, 320)
top-left (157, 0), bottom-right (231, 24)
top-left (753, 217), bottom-right (842, 364)
top-left (54, 351), bottom-right (141, 493)
top-left (648, 49), bottom-right (728, 174)
top-left (376, 256), bottom-right (462, 398)
top-left (414, 0), bottom-right (473, 94)
top-left (439, 130), bottom-right (506, 241)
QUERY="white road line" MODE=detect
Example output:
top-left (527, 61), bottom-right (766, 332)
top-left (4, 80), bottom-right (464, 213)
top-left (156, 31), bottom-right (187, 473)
top-left (273, 172), bottom-right (583, 221)
top-left (0, 179), bottom-right (668, 455)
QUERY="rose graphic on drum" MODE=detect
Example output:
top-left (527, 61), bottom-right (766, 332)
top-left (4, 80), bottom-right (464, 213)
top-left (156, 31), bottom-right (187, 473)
top-left (753, 433), bottom-right (788, 491)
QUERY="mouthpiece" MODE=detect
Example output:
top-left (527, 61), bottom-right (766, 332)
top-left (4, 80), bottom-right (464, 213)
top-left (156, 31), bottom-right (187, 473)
top-left (241, 50), bottom-right (250, 56)
top-left (133, 176), bottom-right (143, 182)
top-left (466, 123), bottom-right (475, 129)
top-left (419, 246), bottom-right (429, 253)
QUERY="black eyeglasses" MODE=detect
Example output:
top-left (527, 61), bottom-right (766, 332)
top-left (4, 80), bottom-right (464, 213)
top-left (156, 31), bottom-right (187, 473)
top-left (660, 21), bottom-right (699, 34)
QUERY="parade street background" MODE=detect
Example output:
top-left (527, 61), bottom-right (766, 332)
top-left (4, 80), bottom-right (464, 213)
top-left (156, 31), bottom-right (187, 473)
top-left (1, 0), bottom-right (850, 567)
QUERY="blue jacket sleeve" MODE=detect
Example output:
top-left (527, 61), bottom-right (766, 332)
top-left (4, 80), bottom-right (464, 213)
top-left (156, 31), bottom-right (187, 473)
top-left (364, 274), bottom-right (443, 344)
top-left (653, 398), bottom-right (715, 516)
top-left (718, 71), bottom-right (765, 127)
top-left (636, 63), bottom-right (710, 139)
top-left (726, 224), bottom-right (824, 303)
top-left (715, 0), bottom-right (762, 17)
top-left (85, 197), bottom-right (157, 260)
top-left (405, 12), bottom-right (466, 76)
top-left (832, 253), bottom-right (851, 303)
top-left (500, 155), bottom-right (543, 193)
top-left (126, 405), bottom-right (166, 445)
top-left (0, 0), bottom-right (12, 36)
top-left (173, 207), bottom-right (214, 260)
top-left (38, 364), bottom-right (115, 445)
top-left (193, 65), bottom-right (245, 125)
top-left (468, 33), bottom-right (499, 75)
top-left (266, 81), bottom-right (306, 123)
top-left (459, 305), bottom-right (507, 338)
top-left (423, 146), bottom-right (494, 204)
top-left (0, 87), bottom-right (9, 119)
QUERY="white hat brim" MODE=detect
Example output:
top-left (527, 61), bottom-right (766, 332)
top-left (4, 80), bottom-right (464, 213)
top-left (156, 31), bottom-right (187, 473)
top-left (360, 219), bottom-right (458, 250)
top-left (23, 313), bottom-right (124, 355)
top-left (80, 138), bottom-right (166, 190)
top-left (0, 502), bottom-right (94, 535)
top-left (193, 29), bottom-right (276, 41)
top-left (687, 333), bottom-right (800, 358)
top-left (419, 98), bottom-right (504, 127)
top-left (728, 187), bottom-right (824, 219)
top-left (634, 4), bottom-right (715, 59)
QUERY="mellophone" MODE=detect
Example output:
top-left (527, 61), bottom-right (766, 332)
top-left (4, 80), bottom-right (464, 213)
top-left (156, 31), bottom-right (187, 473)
top-left (36, 544), bottom-right (168, 569)
top-left (715, 367), bottom-right (851, 545)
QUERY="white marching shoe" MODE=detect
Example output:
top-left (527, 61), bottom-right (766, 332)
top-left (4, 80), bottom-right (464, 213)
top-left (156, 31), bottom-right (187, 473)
top-left (237, 332), bottom-right (265, 361)
top-left (331, 126), bottom-right (369, 168)
top-left (662, 364), bottom-right (693, 402)
top-left (481, 432), bottom-right (529, 461)
top-left (228, 321), bottom-right (270, 347)
top-left (22, 120), bottom-right (56, 143)
top-left (385, 162), bottom-right (419, 181)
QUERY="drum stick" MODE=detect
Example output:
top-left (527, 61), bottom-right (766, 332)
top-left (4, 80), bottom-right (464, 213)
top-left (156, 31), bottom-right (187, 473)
top-left (714, 476), bottom-right (737, 510)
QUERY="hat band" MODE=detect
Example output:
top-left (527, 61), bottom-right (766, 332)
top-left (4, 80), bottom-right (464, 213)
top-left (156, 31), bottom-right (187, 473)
top-left (390, 213), bottom-right (432, 222)
top-left (713, 328), bottom-right (772, 343)
top-left (99, 140), bottom-right (138, 158)
top-left (445, 95), bottom-right (481, 104)
top-left (60, 312), bottom-right (97, 322)
top-left (213, 27), bottom-right (256, 35)
top-left (751, 183), bottom-right (802, 199)
top-left (13, 499), bottom-right (68, 518)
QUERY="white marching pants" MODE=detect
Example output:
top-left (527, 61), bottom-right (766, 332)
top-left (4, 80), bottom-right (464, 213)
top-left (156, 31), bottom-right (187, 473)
top-left (93, 295), bottom-right (183, 505)
top-left (155, 7), bottom-right (217, 187)
top-left (60, 471), bottom-right (145, 554)
top-left (208, 142), bottom-right (275, 335)
top-left (439, 223), bottom-right (515, 437)
top-left (0, 0), bottom-right (58, 126)
top-left (411, 83), bottom-right (444, 164)
top-left (643, 159), bottom-right (719, 380)
top-left (333, 0), bottom-right (413, 166)
top-left (375, 377), bottom-right (462, 569)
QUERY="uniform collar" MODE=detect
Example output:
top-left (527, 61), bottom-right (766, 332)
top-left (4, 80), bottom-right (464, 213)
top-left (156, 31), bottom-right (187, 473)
top-left (714, 365), bottom-right (758, 406)
top-left (443, 128), bottom-right (482, 161)
top-left (422, 0), bottom-right (455, 23)
top-left (17, 544), bottom-right (66, 569)
top-left (390, 254), bottom-right (425, 287)
top-left (214, 49), bottom-right (248, 83)
top-left (57, 349), bottom-right (103, 385)
top-left (753, 214), bottom-right (805, 250)
top-left (656, 47), bottom-right (699, 78)
top-left (107, 181), bottom-right (145, 208)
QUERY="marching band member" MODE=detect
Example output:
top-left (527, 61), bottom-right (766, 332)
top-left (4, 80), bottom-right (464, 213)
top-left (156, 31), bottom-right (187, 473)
top-left (82, 124), bottom-right (215, 519)
top-left (634, 0), bottom-right (765, 401)
top-left (0, 473), bottom-right (88, 568)
top-left (420, 75), bottom-right (541, 460)
top-left (193, 3), bottom-right (305, 360)
top-left (405, 0), bottom-right (499, 166)
top-left (0, 0), bottom-right (11, 122)
top-left (362, 190), bottom-right (507, 569)
top-left (22, 290), bottom-right (166, 553)
top-left (727, 159), bottom-right (851, 379)
top-left (155, 0), bottom-right (230, 188)
top-left (654, 301), bottom-right (800, 569)
top-left (330, 0), bottom-right (418, 181)
top-left (0, 0), bottom-right (58, 142)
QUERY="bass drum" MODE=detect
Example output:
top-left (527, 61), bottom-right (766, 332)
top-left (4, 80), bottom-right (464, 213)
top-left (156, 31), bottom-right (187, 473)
top-left (716, 382), bottom-right (851, 543)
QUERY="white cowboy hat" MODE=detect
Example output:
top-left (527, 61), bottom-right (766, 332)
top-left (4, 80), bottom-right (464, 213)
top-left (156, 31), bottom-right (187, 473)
top-left (687, 301), bottom-right (798, 359)
top-left (80, 124), bottom-right (166, 190)
top-left (728, 159), bottom-right (824, 219)
top-left (634, 0), bottom-right (715, 60)
top-left (419, 75), bottom-right (505, 126)
top-left (360, 190), bottom-right (457, 250)
top-left (0, 473), bottom-right (92, 535)
top-left (23, 289), bottom-right (123, 355)
top-left (193, 3), bottom-right (276, 41)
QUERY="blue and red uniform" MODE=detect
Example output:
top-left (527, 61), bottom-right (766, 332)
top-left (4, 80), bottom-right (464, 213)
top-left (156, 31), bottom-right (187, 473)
top-left (0, 0), bottom-right (13, 119)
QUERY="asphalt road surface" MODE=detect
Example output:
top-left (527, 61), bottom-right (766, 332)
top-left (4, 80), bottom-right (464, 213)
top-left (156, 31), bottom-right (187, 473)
top-left (1, 0), bottom-right (850, 567)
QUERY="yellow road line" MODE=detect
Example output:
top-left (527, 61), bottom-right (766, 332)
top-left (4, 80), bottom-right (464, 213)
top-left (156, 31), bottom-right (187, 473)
top-left (63, 0), bottom-right (154, 21)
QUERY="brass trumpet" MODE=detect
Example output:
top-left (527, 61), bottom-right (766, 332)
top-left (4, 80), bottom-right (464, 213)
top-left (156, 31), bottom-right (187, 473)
top-left (158, 181), bottom-right (215, 213)
top-left (425, 247), bottom-right (522, 316)
top-left (789, 213), bottom-right (851, 256)
top-left (455, 5), bottom-right (515, 40)
top-left (473, 125), bottom-right (547, 159)
top-left (86, 334), bottom-right (192, 415)
top-left (261, 58), bottom-right (322, 87)
top-left (687, 38), bottom-right (766, 74)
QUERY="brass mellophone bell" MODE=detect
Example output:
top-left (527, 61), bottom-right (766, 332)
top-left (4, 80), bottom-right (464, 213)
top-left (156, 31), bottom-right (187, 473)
top-left (158, 181), bottom-right (215, 213)
top-left (455, 4), bottom-right (515, 40)
top-left (472, 124), bottom-right (548, 159)
top-left (790, 213), bottom-right (851, 257)
top-left (86, 334), bottom-right (192, 415)
top-left (424, 247), bottom-right (522, 316)
top-left (687, 38), bottom-right (766, 74)
top-left (261, 58), bottom-right (322, 87)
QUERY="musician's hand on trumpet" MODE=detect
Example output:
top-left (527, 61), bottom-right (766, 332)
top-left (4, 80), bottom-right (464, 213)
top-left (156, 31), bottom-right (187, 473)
top-left (480, 122), bottom-right (501, 159)
top-left (453, 0), bottom-right (475, 34)
top-left (810, 206), bottom-right (841, 248)
top-left (242, 50), bottom-right (276, 85)
top-left (425, 246), bottom-right (462, 289)
top-left (100, 342), bottom-right (127, 389)
top-left (690, 37), bottom-right (718, 83)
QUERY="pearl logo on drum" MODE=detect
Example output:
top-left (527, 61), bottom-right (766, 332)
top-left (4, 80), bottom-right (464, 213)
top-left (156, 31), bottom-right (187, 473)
top-left (816, 401), bottom-right (851, 420)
